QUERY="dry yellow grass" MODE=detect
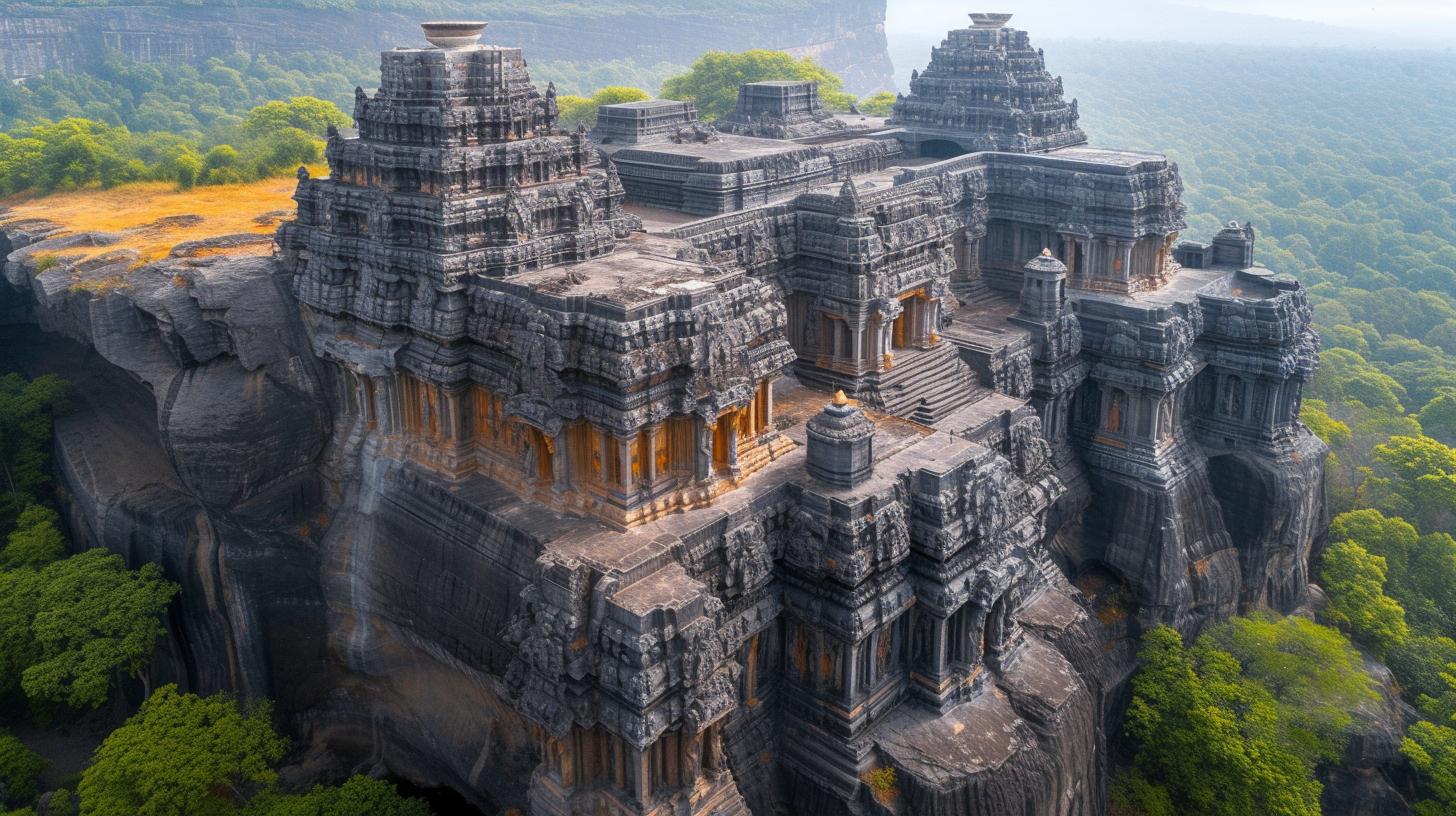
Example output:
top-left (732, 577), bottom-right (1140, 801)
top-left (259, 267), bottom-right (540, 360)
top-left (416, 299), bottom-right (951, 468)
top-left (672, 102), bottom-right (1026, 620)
top-left (0, 173), bottom-right (316, 266)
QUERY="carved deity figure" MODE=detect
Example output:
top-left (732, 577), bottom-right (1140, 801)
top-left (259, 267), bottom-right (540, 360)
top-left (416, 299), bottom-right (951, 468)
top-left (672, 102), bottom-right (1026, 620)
top-left (1107, 389), bottom-right (1125, 433)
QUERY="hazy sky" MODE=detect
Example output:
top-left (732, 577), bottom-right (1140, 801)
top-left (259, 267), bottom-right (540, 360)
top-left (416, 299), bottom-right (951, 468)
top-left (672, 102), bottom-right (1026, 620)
top-left (885, 0), bottom-right (1456, 48)
top-left (1189, 0), bottom-right (1456, 27)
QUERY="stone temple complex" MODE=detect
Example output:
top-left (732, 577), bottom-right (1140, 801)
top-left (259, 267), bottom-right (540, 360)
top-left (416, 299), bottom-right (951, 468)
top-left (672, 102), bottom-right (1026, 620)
top-left (2, 11), bottom-right (1335, 816)
top-left (273, 14), bottom-right (1324, 814)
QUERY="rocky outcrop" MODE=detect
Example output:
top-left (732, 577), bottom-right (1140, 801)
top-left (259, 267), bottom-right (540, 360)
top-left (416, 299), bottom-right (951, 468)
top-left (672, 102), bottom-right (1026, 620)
top-left (0, 0), bottom-right (895, 93)
top-left (0, 231), bottom-right (540, 811)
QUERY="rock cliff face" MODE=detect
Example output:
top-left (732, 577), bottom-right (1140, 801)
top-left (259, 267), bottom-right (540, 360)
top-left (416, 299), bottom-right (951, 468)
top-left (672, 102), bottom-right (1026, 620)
top-left (0, 228), bottom-right (545, 810)
top-left (0, 1), bottom-right (894, 93)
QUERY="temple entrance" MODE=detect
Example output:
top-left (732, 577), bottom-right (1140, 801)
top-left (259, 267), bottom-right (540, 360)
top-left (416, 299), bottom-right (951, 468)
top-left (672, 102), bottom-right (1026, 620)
top-left (918, 138), bottom-right (966, 159)
top-left (712, 413), bottom-right (734, 473)
top-left (894, 290), bottom-right (930, 349)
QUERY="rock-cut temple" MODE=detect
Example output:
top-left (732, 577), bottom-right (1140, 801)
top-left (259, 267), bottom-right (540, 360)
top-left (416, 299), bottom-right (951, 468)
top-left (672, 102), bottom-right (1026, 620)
top-left (273, 13), bottom-right (1325, 815)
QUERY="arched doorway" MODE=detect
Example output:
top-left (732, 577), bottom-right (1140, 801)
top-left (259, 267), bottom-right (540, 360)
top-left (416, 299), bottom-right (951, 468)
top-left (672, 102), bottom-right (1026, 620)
top-left (917, 139), bottom-right (966, 159)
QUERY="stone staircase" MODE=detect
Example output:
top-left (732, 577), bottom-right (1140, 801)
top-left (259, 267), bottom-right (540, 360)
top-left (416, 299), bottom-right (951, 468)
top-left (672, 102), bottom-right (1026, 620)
top-left (951, 273), bottom-right (993, 305)
top-left (797, 343), bottom-right (982, 427)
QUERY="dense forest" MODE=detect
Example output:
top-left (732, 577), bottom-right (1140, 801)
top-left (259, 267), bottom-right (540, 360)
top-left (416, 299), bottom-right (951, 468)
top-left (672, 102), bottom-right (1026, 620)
top-left (1052, 42), bottom-right (1456, 814)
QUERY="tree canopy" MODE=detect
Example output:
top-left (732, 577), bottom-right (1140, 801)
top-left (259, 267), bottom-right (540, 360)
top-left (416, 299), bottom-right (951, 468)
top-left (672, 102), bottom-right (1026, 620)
top-left (660, 50), bottom-right (854, 120)
top-left (77, 684), bottom-right (288, 816)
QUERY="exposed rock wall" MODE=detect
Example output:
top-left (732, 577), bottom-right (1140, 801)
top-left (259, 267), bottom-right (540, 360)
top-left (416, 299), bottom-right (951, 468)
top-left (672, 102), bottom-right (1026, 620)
top-left (0, 1), bottom-right (894, 93)
top-left (0, 231), bottom-right (540, 811)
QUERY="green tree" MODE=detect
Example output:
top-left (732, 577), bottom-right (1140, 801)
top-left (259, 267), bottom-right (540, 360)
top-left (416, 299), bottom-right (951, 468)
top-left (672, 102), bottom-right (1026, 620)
top-left (0, 505), bottom-right (66, 570)
top-left (1371, 435), bottom-right (1456, 532)
top-left (1404, 719), bottom-right (1456, 816)
top-left (1202, 613), bottom-right (1375, 763)
top-left (1419, 392), bottom-right (1456, 447)
top-left (0, 730), bottom-right (44, 808)
top-left (857, 91), bottom-right (896, 117)
top-left (241, 97), bottom-right (349, 139)
top-left (243, 776), bottom-right (431, 816)
top-left (200, 144), bottom-right (246, 185)
top-left (0, 375), bottom-right (68, 532)
top-left (77, 685), bottom-right (287, 816)
top-left (1319, 540), bottom-right (1409, 656)
top-left (0, 569), bottom-right (40, 699)
top-left (1122, 626), bottom-right (1322, 816)
top-left (552, 85), bottom-right (648, 130)
top-left (660, 50), bottom-right (849, 120)
top-left (1108, 771), bottom-right (1174, 816)
top-left (22, 549), bottom-right (179, 709)
top-left (554, 95), bottom-right (594, 129)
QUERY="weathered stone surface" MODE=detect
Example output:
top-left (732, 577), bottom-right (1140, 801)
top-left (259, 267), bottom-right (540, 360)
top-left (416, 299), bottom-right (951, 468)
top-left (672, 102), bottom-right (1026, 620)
top-left (0, 11), bottom-right (1365, 816)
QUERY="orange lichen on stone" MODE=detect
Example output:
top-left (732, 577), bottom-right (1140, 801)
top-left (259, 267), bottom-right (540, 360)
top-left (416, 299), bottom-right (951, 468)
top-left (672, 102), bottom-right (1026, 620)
top-left (0, 174), bottom-right (315, 265)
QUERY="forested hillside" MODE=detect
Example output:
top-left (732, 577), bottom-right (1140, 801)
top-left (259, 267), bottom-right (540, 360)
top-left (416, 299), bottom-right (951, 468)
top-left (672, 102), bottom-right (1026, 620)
top-left (1052, 42), bottom-right (1456, 814)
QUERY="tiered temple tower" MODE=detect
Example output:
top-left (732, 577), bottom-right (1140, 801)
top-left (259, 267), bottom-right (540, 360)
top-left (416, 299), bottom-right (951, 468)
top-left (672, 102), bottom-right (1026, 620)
top-left (891, 13), bottom-right (1087, 156)
top-left (279, 22), bottom-right (796, 531)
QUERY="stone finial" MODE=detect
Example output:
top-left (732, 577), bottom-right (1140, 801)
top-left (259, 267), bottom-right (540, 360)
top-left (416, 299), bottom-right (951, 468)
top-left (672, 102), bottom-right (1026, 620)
top-left (806, 393), bottom-right (875, 489)
top-left (421, 21), bottom-right (487, 48)
top-left (969, 12), bottom-right (1014, 28)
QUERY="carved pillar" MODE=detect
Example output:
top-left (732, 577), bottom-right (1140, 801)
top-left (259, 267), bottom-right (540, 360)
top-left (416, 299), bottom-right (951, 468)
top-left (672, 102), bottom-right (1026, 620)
top-left (617, 433), bottom-right (635, 495)
top-left (929, 615), bottom-right (948, 678)
top-left (1118, 241), bottom-right (1133, 284)
top-left (851, 322), bottom-right (864, 369)
top-left (598, 428), bottom-right (612, 486)
top-left (633, 748), bottom-right (651, 804)
top-left (763, 380), bottom-right (774, 428)
top-left (696, 420), bottom-right (713, 482)
top-left (643, 424), bottom-right (658, 484)
top-left (551, 430), bottom-right (569, 492)
top-left (726, 422), bottom-right (740, 477)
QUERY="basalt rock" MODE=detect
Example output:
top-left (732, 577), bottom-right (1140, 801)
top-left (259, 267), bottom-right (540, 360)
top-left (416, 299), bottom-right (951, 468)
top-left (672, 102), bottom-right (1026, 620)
top-left (0, 12), bottom-right (1354, 816)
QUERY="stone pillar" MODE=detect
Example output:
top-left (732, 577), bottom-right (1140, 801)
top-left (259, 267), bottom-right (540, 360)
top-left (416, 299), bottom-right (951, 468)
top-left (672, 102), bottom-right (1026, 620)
top-left (763, 380), bottom-right (774, 427)
top-left (617, 433), bottom-right (635, 494)
top-left (643, 424), bottom-right (658, 484)
top-left (1118, 241), bottom-right (1133, 284)
top-left (851, 322), bottom-right (864, 369)
top-left (633, 748), bottom-right (651, 804)
top-left (696, 420), bottom-right (713, 482)
top-left (551, 431), bottom-right (569, 492)
top-left (929, 615), bottom-right (949, 679)
top-left (598, 428), bottom-right (612, 484)
top-left (726, 422), bottom-right (740, 477)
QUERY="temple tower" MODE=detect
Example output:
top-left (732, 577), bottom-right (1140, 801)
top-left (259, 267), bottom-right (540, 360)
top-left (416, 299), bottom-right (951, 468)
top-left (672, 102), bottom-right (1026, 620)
top-left (890, 12), bottom-right (1087, 156)
top-left (288, 19), bottom-right (638, 323)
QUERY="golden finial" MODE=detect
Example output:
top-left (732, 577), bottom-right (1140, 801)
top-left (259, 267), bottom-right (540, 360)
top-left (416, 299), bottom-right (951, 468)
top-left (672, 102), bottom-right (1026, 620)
top-left (833, 389), bottom-right (849, 406)
top-left (1041, 247), bottom-right (1053, 257)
